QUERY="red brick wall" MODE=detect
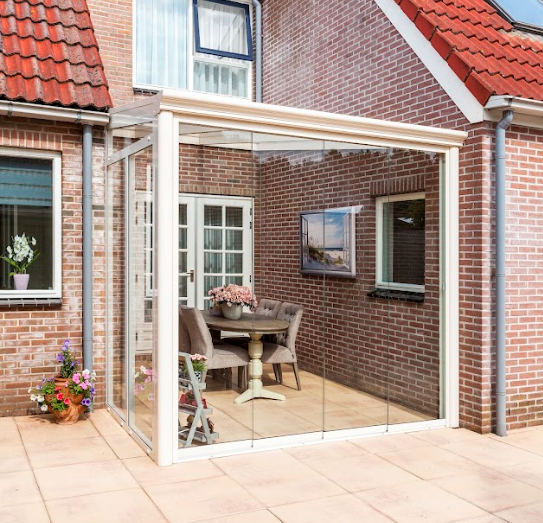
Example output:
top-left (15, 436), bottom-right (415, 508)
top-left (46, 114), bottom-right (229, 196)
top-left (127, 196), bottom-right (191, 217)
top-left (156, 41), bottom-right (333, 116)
top-left (0, 118), bottom-right (106, 416)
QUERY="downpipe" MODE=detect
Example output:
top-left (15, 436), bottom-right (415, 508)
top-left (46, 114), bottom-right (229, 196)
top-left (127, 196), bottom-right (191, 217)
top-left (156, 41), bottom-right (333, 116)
top-left (495, 110), bottom-right (513, 437)
top-left (252, 0), bottom-right (262, 102)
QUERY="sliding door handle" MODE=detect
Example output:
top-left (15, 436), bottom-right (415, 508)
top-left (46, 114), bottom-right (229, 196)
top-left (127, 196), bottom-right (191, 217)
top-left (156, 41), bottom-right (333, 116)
top-left (185, 270), bottom-right (194, 283)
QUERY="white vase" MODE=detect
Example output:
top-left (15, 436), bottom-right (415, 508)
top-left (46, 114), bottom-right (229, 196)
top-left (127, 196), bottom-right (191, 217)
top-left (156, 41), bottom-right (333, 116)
top-left (221, 304), bottom-right (243, 320)
top-left (13, 274), bottom-right (29, 290)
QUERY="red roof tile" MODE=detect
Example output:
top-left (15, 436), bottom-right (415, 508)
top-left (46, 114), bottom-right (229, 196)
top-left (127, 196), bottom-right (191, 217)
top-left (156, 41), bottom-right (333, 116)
top-left (0, 0), bottom-right (111, 111)
top-left (395, 0), bottom-right (543, 104)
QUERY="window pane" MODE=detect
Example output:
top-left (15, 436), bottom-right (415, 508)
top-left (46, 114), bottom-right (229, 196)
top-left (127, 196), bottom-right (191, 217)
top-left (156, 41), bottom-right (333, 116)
top-left (0, 157), bottom-right (54, 292)
top-left (179, 251), bottom-right (187, 273)
top-left (226, 207), bottom-right (243, 227)
top-left (204, 229), bottom-right (222, 250)
top-left (179, 204), bottom-right (187, 226)
top-left (204, 252), bottom-right (222, 273)
top-left (225, 230), bottom-right (242, 250)
top-left (382, 199), bottom-right (425, 286)
top-left (193, 60), bottom-right (248, 97)
top-left (225, 253), bottom-right (242, 273)
top-left (196, 0), bottom-right (250, 57)
top-left (225, 275), bottom-right (242, 285)
top-left (179, 228), bottom-right (187, 250)
top-left (204, 275), bottom-right (222, 294)
top-left (135, 0), bottom-right (189, 89)
top-left (493, 0), bottom-right (543, 27)
top-left (179, 275), bottom-right (188, 298)
top-left (204, 205), bottom-right (222, 226)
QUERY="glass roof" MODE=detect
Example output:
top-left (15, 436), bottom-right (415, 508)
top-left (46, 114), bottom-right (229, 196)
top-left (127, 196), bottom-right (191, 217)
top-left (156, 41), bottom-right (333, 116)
top-left (491, 0), bottom-right (543, 31)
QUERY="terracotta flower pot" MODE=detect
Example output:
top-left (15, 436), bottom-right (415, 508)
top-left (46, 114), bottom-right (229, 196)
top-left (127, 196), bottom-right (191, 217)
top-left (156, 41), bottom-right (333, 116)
top-left (47, 375), bottom-right (86, 425)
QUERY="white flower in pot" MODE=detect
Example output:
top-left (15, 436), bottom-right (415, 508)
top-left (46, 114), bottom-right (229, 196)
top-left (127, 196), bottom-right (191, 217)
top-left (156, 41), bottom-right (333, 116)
top-left (1, 233), bottom-right (40, 290)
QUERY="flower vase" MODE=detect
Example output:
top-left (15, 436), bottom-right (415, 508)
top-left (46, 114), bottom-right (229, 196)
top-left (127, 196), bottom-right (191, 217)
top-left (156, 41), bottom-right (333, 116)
top-left (211, 304), bottom-right (223, 317)
top-left (13, 274), bottom-right (29, 290)
top-left (221, 304), bottom-right (243, 320)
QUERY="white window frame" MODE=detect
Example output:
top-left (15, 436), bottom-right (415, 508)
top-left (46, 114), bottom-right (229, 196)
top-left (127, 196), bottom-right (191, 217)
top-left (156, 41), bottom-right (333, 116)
top-left (0, 148), bottom-right (62, 300)
top-left (375, 191), bottom-right (425, 293)
top-left (132, 0), bottom-right (253, 100)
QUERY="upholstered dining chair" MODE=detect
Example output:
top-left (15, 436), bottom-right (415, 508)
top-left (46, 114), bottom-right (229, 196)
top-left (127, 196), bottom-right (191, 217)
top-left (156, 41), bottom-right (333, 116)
top-left (180, 306), bottom-right (250, 389)
top-left (227, 298), bottom-right (282, 346)
top-left (260, 302), bottom-right (304, 391)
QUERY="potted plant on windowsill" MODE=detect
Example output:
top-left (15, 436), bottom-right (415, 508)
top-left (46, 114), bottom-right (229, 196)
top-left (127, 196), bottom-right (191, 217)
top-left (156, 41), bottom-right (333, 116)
top-left (209, 284), bottom-right (258, 320)
top-left (1, 233), bottom-right (40, 290)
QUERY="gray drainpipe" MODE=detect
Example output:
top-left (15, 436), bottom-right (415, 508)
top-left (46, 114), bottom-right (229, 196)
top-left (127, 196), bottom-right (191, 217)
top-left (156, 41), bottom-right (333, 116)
top-left (252, 0), bottom-right (262, 102)
top-left (82, 124), bottom-right (93, 409)
top-left (495, 109), bottom-right (513, 437)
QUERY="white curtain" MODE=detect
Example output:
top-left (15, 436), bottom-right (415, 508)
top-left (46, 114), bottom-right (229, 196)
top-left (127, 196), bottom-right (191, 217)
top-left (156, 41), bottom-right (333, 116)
top-left (135, 0), bottom-right (189, 89)
top-left (193, 60), bottom-right (247, 97)
top-left (197, 0), bottom-right (248, 56)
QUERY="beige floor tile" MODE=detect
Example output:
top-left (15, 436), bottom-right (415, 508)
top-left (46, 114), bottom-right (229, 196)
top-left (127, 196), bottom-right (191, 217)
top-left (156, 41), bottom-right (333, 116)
top-left (124, 456), bottom-right (223, 487)
top-left (270, 494), bottom-right (394, 523)
top-left (25, 436), bottom-right (118, 469)
top-left (104, 434), bottom-right (147, 459)
top-left (380, 445), bottom-right (487, 479)
top-left (252, 409), bottom-right (322, 439)
top-left (358, 480), bottom-right (486, 523)
top-left (0, 418), bottom-right (22, 446)
top-left (351, 432), bottom-right (430, 454)
top-left (88, 409), bottom-right (127, 437)
top-left (498, 456), bottom-right (543, 490)
top-left (441, 438), bottom-right (536, 469)
top-left (194, 510), bottom-right (281, 523)
top-left (495, 501), bottom-right (543, 523)
top-left (192, 408), bottom-right (253, 444)
top-left (492, 430), bottom-right (543, 456)
top-left (35, 460), bottom-right (138, 500)
top-left (411, 428), bottom-right (483, 446)
top-left (455, 516), bottom-right (507, 523)
top-left (285, 440), bottom-right (367, 463)
top-left (362, 405), bottom-right (432, 425)
top-left (46, 488), bottom-right (166, 523)
top-left (0, 502), bottom-right (50, 523)
top-left (16, 415), bottom-right (100, 444)
top-left (0, 444), bottom-right (30, 473)
top-left (213, 449), bottom-right (300, 476)
top-left (296, 408), bottom-right (377, 432)
top-left (307, 453), bottom-right (418, 492)
top-left (145, 475), bottom-right (263, 522)
top-left (432, 470), bottom-right (543, 512)
top-left (0, 470), bottom-right (42, 508)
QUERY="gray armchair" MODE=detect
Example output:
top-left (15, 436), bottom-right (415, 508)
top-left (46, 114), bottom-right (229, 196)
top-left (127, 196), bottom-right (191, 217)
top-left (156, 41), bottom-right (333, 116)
top-left (180, 307), bottom-right (250, 389)
top-left (260, 302), bottom-right (304, 390)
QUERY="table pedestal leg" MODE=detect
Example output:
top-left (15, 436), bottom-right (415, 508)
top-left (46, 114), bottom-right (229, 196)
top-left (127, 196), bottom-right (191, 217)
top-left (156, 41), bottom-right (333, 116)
top-left (234, 332), bottom-right (286, 404)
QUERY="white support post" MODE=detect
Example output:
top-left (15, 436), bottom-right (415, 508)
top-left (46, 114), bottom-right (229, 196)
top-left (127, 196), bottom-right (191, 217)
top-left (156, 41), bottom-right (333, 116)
top-left (154, 110), bottom-right (179, 466)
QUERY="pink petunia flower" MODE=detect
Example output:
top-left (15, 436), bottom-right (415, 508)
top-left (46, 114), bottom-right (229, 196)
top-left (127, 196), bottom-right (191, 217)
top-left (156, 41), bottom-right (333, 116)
top-left (72, 373), bottom-right (80, 385)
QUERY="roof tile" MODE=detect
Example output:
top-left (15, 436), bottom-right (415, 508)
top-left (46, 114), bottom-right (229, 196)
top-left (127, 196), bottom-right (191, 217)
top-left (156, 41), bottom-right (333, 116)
top-left (0, 0), bottom-right (111, 111)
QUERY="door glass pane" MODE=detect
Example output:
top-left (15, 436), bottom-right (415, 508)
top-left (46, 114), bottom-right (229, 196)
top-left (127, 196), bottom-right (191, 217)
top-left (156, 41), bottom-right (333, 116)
top-left (225, 253), bottom-right (242, 273)
top-left (204, 252), bottom-right (222, 273)
top-left (226, 207), bottom-right (243, 227)
top-left (225, 229), bottom-right (243, 250)
top-left (204, 205), bottom-right (222, 226)
top-left (204, 229), bottom-right (222, 249)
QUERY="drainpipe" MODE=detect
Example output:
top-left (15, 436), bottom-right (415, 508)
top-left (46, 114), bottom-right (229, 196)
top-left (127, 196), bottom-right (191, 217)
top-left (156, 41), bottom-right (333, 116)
top-left (252, 0), bottom-right (262, 102)
top-left (495, 109), bottom-right (513, 437)
top-left (82, 124), bottom-right (93, 408)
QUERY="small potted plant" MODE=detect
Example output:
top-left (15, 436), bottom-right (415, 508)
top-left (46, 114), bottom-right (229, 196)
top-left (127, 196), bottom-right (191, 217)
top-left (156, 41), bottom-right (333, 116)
top-left (1, 233), bottom-right (40, 290)
top-left (209, 284), bottom-right (257, 320)
top-left (134, 364), bottom-right (155, 401)
top-left (180, 353), bottom-right (208, 383)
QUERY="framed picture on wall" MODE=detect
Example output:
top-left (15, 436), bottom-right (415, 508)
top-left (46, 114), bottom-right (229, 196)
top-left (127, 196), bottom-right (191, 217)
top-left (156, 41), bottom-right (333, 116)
top-left (300, 207), bottom-right (356, 278)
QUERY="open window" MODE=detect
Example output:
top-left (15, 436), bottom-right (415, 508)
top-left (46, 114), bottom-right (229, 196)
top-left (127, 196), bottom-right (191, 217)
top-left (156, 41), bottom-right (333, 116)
top-left (488, 0), bottom-right (543, 34)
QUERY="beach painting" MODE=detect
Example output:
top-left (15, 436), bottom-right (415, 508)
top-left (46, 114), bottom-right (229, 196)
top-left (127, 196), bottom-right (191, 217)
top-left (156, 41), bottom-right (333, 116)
top-left (300, 207), bottom-right (356, 278)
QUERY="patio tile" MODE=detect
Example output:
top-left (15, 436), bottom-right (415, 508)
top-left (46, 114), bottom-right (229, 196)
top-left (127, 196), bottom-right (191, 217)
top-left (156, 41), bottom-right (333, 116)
top-left (380, 445), bottom-right (487, 479)
top-left (35, 460), bottom-right (138, 500)
top-left (88, 409), bottom-right (127, 437)
top-left (0, 444), bottom-right (30, 473)
top-left (307, 453), bottom-right (418, 493)
top-left (104, 434), bottom-right (147, 459)
top-left (195, 408), bottom-right (253, 443)
top-left (123, 455), bottom-right (223, 487)
top-left (350, 432), bottom-right (430, 454)
top-left (25, 436), bottom-right (118, 469)
top-left (0, 470), bottom-right (42, 508)
top-left (441, 438), bottom-right (536, 469)
top-left (297, 408), bottom-right (377, 432)
top-left (455, 516), bottom-right (507, 523)
top-left (411, 427), bottom-right (483, 446)
top-left (252, 408), bottom-right (322, 438)
top-left (362, 405), bottom-right (432, 425)
top-left (0, 502), bottom-right (50, 523)
top-left (491, 430), bottom-right (543, 456)
top-left (16, 414), bottom-right (100, 444)
top-left (195, 510), bottom-right (281, 523)
top-left (497, 456), bottom-right (543, 490)
top-left (432, 469), bottom-right (543, 512)
top-left (285, 440), bottom-right (367, 463)
top-left (144, 475), bottom-right (263, 522)
top-left (213, 449), bottom-right (299, 475)
top-left (46, 488), bottom-right (166, 523)
top-left (0, 418), bottom-right (22, 446)
top-left (358, 480), bottom-right (486, 523)
top-left (270, 493), bottom-right (394, 523)
top-left (495, 501), bottom-right (543, 523)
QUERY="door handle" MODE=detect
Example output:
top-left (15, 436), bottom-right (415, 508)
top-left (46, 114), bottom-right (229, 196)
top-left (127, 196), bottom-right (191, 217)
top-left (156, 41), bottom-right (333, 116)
top-left (186, 270), bottom-right (194, 283)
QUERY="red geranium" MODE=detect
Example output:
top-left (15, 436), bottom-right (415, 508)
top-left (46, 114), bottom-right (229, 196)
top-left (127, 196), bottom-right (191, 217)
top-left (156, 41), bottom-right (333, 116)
top-left (54, 387), bottom-right (60, 393)
top-left (56, 393), bottom-right (64, 401)
top-left (64, 398), bottom-right (70, 405)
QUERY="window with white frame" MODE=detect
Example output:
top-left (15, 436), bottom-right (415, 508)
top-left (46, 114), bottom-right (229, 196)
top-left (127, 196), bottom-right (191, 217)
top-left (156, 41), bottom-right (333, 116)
top-left (0, 151), bottom-right (62, 299)
top-left (134, 0), bottom-right (253, 98)
top-left (376, 193), bottom-right (425, 292)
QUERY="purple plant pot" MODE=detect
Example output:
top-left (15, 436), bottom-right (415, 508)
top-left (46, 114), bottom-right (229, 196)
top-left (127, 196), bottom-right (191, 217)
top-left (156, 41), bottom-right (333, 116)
top-left (13, 274), bottom-right (29, 290)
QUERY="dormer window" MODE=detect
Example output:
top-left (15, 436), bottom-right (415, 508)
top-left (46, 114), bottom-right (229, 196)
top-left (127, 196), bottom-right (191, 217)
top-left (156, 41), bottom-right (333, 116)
top-left (488, 0), bottom-right (543, 34)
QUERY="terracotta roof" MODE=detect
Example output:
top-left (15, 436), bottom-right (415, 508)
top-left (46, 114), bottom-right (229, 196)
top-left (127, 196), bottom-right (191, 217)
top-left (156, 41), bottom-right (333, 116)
top-left (0, 0), bottom-right (112, 111)
top-left (394, 0), bottom-right (543, 104)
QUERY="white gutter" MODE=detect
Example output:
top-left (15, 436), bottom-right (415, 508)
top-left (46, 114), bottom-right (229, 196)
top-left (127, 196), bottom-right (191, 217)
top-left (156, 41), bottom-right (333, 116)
top-left (486, 96), bottom-right (543, 118)
top-left (0, 100), bottom-right (109, 126)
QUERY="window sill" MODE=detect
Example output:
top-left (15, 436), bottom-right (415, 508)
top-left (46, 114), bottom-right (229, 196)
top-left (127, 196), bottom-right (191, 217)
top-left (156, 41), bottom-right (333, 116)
top-left (0, 298), bottom-right (63, 308)
top-left (367, 288), bottom-right (425, 303)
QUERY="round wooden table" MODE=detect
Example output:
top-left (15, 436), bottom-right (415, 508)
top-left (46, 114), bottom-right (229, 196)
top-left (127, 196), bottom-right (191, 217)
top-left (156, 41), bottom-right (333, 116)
top-left (202, 310), bottom-right (289, 404)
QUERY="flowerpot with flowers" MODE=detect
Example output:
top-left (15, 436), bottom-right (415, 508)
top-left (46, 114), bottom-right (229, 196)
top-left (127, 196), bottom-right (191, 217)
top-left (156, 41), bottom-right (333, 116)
top-left (179, 353), bottom-right (208, 383)
top-left (28, 340), bottom-right (97, 425)
top-left (1, 233), bottom-right (40, 291)
top-left (134, 365), bottom-right (155, 401)
top-left (208, 284), bottom-right (258, 320)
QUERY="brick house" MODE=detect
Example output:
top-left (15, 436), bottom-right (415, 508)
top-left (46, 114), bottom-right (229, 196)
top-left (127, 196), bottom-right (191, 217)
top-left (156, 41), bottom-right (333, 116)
top-left (0, 0), bottom-right (542, 464)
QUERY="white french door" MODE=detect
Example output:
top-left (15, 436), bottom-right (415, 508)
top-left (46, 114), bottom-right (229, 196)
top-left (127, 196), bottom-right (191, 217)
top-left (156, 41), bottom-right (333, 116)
top-left (179, 194), bottom-right (252, 309)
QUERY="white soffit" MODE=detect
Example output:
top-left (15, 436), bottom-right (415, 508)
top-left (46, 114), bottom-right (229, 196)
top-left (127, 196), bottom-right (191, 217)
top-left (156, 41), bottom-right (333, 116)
top-left (162, 90), bottom-right (467, 152)
top-left (374, 0), bottom-right (486, 124)
top-left (486, 96), bottom-right (543, 130)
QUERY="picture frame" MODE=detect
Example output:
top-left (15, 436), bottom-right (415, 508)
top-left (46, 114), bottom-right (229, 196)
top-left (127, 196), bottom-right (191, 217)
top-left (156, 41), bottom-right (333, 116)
top-left (300, 207), bottom-right (356, 278)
